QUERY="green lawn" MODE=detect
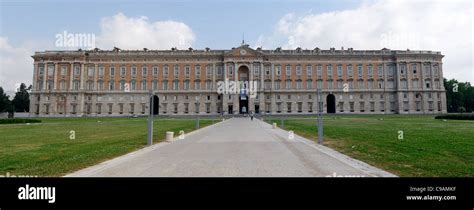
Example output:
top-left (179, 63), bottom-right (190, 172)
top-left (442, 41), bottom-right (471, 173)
top-left (0, 117), bottom-right (217, 177)
top-left (266, 115), bottom-right (474, 177)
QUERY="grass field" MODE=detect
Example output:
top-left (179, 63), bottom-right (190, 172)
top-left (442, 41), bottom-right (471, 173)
top-left (0, 117), bottom-right (217, 177)
top-left (265, 115), bottom-right (474, 177)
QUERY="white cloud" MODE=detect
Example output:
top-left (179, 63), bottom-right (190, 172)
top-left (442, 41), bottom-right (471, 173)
top-left (0, 37), bottom-right (37, 94)
top-left (0, 13), bottom-right (196, 92)
top-left (96, 13), bottom-right (196, 50)
top-left (254, 0), bottom-right (474, 83)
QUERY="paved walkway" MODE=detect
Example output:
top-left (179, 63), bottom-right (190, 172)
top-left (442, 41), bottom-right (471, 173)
top-left (66, 118), bottom-right (396, 177)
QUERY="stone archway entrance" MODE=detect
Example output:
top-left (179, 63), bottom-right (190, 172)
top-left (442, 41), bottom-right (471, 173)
top-left (326, 94), bottom-right (336, 114)
top-left (238, 65), bottom-right (249, 114)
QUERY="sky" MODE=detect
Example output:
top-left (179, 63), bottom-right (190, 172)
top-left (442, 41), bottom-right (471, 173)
top-left (0, 0), bottom-right (473, 93)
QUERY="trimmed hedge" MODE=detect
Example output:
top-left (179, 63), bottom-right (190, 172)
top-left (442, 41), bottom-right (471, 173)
top-left (435, 114), bottom-right (474, 120)
top-left (0, 118), bottom-right (42, 124)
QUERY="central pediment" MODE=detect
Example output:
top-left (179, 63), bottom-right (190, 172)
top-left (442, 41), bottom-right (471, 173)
top-left (224, 44), bottom-right (265, 58)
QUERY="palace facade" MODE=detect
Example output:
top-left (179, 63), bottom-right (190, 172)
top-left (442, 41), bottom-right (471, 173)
top-left (29, 43), bottom-right (447, 117)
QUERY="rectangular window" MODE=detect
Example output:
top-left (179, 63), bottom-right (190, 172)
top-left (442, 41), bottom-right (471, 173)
top-left (48, 65), bottom-right (54, 76)
top-left (195, 65), bottom-right (201, 77)
top-left (388, 65), bottom-right (394, 76)
top-left (378, 65), bottom-right (383, 77)
top-left (87, 66), bottom-right (94, 77)
top-left (347, 65), bottom-right (353, 77)
top-left (296, 65), bottom-right (302, 76)
top-left (174, 65), bottom-right (179, 77)
top-left (286, 65), bottom-right (291, 76)
top-left (357, 65), bottom-right (363, 77)
top-left (317, 65), bottom-right (322, 76)
top-left (110, 67), bottom-right (115, 76)
top-left (61, 66), bottom-right (67, 76)
top-left (185, 66), bottom-right (190, 77)
top-left (142, 66), bottom-right (147, 76)
top-left (254, 65), bottom-right (260, 75)
top-left (425, 65), bottom-right (431, 76)
top-left (74, 66), bottom-right (80, 76)
top-left (367, 65), bottom-right (373, 76)
top-left (306, 65), bottom-right (312, 76)
top-left (39, 66), bottom-right (45, 75)
top-left (327, 65), bottom-right (333, 77)
top-left (153, 66), bottom-right (158, 76)
top-left (276, 66), bottom-right (281, 76)
top-left (164, 66), bottom-right (169, 77)
top-left (206, 65), bottom-right (212, 76)
top-left (131, 66), bottom-right (137, 76)
top-left (337, 65), bottom-right (342, 77)
top-left (173, 81), bottom-right (179, 90)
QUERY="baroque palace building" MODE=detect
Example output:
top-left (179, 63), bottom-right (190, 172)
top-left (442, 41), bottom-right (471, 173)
top-left (29, 43), bottom-right (447, 117)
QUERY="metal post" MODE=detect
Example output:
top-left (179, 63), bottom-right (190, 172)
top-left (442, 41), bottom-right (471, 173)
top-left (147, 91), bottom-right (154, 146)
top-left (196, 116), bottom-right (200, 129)
top-left (317, 88), bottom-right (323, 144)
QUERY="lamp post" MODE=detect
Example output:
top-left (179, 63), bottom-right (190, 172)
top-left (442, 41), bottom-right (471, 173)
top-left (317, 88), bottom-right (323, 144)
top-left (147, 90), bottom-right (154, 146)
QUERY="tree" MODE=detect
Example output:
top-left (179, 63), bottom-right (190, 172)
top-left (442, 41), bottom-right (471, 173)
top-left (12, 83), bottom-right (31, 112)
top-left (0, 87), bottom-right (11, 113)
top-left (444, 78), bottom-right (474, 113)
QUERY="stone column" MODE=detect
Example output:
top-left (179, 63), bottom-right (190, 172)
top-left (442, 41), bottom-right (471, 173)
top-left (32, 62), bottom-right (38, 91)
top-left (248, 63), bottom-right (254, 113)
top-left (233, 62), bottom-right (238, 114)
top-left (42, 63), bottom-right (47, 91)
top-left (211, 63), bottom-right (217, 114)
top-left (396, 62), bottom-right (403, 113)
top-left (383, 62), bottom-right (389, 113)
top-left (259, 62), bottom-right (265, 114)
top-left (222, 62), bottom-right (228, 114)
top-left (70, 63), bottom-right (74, 90)
top-left (270, 63), bottom-right (276, 114)
top-left (271, 63), bottom-right (275, 91)
top-left (80, 63), bottom-right (85, 90)
top-left (420, 62), bottom-right (425, 91)
top-left (54, 62), bottom-right (59, 90)
top-left (212, 63), bottom-right (216, 90)
top-left (260, 63), bottom-right (264, 91)
top-left (94, 63), bottom-right (99, 90)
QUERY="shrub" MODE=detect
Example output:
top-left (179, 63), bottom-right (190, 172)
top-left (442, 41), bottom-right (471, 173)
top-left (0, 118), bottom-right (41, 124)
top-left (435, 114), bottom-right (474, 120)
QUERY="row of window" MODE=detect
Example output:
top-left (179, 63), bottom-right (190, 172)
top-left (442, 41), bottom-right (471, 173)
top-left (37, 78), bottom-right (443, 91)
top-left (37, 100), bottom-right (442, 115)
top-left (37, 63), bottom-right (440, 79)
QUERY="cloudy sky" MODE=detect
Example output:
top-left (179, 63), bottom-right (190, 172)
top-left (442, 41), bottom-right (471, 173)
top-left (0, 0), bottom-right (472, 93)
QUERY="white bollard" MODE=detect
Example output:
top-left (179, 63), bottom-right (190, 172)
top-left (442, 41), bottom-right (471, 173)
top-left (272, 123), bottom-right (277, 129)
top-left (166, 131), bottom-right (174, 141)
top-left (222, 118), bottom-right (225, 122)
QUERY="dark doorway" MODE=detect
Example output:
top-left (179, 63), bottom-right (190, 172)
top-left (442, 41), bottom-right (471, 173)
top-left (239, 97), bottom-right (248, 114)
top-left (228, 105), bottom-right (233, 114)
top-left (153, 95), bottom-right (159, 115)
top-left (326, 94), bottom-right (336, 113)
top-left (254, 105), bottom-right (260, 114)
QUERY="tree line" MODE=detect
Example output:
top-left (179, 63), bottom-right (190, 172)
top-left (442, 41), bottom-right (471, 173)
top-left (444, 78), bottom-right (474, 113)
top-left (0, 83), bottom-right (31, 117)
top-left (0, 79), bottom-right (473, 116)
